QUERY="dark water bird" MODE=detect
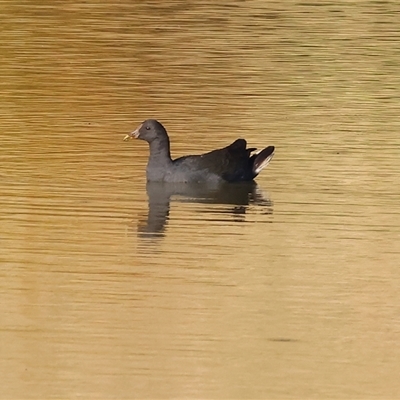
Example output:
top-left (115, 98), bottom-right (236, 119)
top-left (125, 119), bottom-right (275, 183)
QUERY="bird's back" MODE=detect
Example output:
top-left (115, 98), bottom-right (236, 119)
top-left (172, 139), bottom-right (260, 183)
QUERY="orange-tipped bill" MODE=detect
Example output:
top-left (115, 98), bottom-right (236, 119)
top-left (123, 124), bottom-right (142, 141)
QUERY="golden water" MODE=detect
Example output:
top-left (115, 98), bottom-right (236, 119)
top-left (1, 1), bottom-right (400, 398)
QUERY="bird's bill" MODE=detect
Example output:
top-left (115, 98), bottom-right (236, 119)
top-left (123, 124), bottom-right (142, 141)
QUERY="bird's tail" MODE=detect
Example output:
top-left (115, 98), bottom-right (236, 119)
top-left (252, 146), bottom-right (275, 175)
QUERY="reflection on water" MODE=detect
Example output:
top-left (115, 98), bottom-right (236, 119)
top-left (1, 0), bottom-right (400, 399)
top-left (137, 181), bottom-right (273, 238)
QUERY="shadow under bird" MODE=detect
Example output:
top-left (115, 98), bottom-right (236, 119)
top-left (124, 119), bottom-right (275, 183)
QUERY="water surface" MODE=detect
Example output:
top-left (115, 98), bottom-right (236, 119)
top-left (1, 1), bottom-right (400, 398)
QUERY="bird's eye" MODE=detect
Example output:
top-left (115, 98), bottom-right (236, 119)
top-left (145, 126), bottom-right (150, 130)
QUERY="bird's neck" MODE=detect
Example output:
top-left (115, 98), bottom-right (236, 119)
top-left (147, 136), bottom-right (173, 169)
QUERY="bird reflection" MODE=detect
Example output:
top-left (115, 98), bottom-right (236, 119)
top-left (136, 181), bottom-right (273, 240)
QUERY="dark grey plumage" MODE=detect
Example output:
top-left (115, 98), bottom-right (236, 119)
top-left (126, 119), bottom-right (275, 183)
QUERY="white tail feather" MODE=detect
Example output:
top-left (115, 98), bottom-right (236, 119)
top-left (253, 146), bottom-right (275, 175)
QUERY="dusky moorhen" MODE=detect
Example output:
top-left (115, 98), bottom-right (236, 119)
top-left (125, 119), bottom-right (275, 183)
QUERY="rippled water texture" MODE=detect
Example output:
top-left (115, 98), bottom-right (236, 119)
top-left (1, 1), bottom-right (400, 398)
